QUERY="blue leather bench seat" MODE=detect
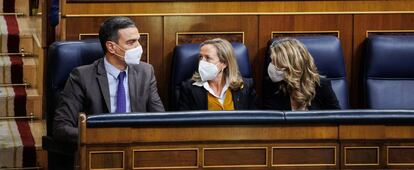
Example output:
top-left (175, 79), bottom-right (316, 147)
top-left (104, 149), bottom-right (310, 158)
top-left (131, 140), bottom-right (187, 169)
top-left (285, 110), bottom-right (414, 124)
top-left (86, 110), bottom-right (414, 128)
top-left (87, 110), bottom-right (285, 127)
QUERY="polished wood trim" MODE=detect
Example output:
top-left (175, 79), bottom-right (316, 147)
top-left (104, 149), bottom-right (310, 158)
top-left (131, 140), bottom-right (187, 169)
top-left (82, 126), bottom-right (338, 143)
top-left (344, 146), bottom-right (380, 166)
top-left (80, 113), bottom-right (86, 123)
top-left (0, 115), bottom-right (39, 120)
top-left (271, 30), bottom-right (340, 39)
top-left (175, 31), bottom-right (245, 45)
top-left (63, 11), bottom-right (414, 18)
top-left (78, 33), bottom-right (98, 40)
top-left (61, 18), bottom-right (67, 41)
top-left (132, 148), bottom-right (199, 169)
top-left (0, 52), bottom-right (33, 56)
top-left (0, 83), bottom-right (31, 87)
top-left (89, 151), bottom-right (125, 170)
top-left (61, 0), bottom-right (414, 16)
top-left (271, 146), bottom-right (337, 167)
top-left (202, 147), bottom-right (268, 168)
top-left (366, 30), bottom-right (414, 37)
top-left (387, 146), bottom-right (414, 166)
top-left (67, 0), bottom-right (377, 2)
top-left (80, 113), bottom-right (87, 170)
top-left (1, 167), bottom-right (43, 170)
top-left (0, 12), bottom-right (25, 16)
top-left (142, 33), bottom-right (150, 63)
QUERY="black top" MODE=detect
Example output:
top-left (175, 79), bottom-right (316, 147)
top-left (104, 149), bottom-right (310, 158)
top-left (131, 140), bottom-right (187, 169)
top-left (263, 77), bottom-right (340, 110)
top-left (178, 78), bottom-right (257, 110)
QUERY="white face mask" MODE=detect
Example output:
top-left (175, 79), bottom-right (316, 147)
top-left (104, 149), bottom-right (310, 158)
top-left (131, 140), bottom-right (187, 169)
top-left (113, 44), bottom-right (143, 65)
top-left (198, 60), bottom-right (219, 81)
top-left (268, 63), bottom-right (285, 82)
top-left (125, 45), bottom-right (143, 65)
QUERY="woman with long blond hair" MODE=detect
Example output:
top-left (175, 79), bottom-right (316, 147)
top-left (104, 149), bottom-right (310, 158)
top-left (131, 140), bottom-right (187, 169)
top-left (178, 38), bottom-right (256, 110)
top-left (263, 38), bottom-right (339, 110)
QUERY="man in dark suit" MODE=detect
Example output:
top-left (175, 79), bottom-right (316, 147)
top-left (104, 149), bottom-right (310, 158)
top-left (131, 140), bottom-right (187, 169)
top-left (53, 16), bottom-right (164, 145)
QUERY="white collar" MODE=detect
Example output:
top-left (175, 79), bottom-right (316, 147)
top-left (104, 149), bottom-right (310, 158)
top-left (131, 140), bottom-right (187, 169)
top-left (104, 57), bottom-right (128, 79)
top-left (193, 79), bottom-right (230, 99)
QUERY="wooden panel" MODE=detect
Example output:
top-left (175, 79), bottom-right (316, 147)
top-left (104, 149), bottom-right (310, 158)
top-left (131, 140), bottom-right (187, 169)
top-left (79, 119), bottom-right (414, 170)
top-left (133, 148), bottom-right (198, 169)
top-left (62, 1), bottom-right (414, 16)
top-left (339, 125), bottom-right (385, 140)
top-left (353, 14), bottom-right (414, 108)
top-left (89, 151), bottom-right (124, 169)
top-left (163, 15), bottom-right (258, 108)
top-left (258, 15), bottom-right (353, 98)
top-left (84, 125), bottom-right (337, 144)
top-left (387, 146), bottom-right (414, 166)
top-left (272, 146), bottom-right (337, 167)
top-left (344, 147), bottom-right (379, 166)
top-left (386, 126), bottom-right (414, 139)
top-left (203, 147), bottom-right (267, 167)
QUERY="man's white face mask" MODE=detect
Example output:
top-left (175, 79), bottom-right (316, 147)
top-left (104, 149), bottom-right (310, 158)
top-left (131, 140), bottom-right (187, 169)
top-left (113, 43), bottom-right (143, 65)
top-left (198, 60), bottom-right (220, 81)
top-left (267, 62), bottom-right (285, 82)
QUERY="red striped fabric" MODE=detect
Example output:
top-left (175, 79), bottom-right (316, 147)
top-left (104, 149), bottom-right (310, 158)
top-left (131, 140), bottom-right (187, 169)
top-left (9, 55), bottom-right (23, 84)
top-left (13, 86), bottom-right (27, 116)
top-left (1, 1), bottom-right (36, 168)
top-left (4, 14), bottom-right (27, 117)
top-left (4, 15), bottom-right (20, 53)
top-left (15, 119), bottom-right (36, 167)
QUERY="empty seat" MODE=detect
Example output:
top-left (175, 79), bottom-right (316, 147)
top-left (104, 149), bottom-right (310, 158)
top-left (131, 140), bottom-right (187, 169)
top-left (365, 35), bottom-right (414, 109)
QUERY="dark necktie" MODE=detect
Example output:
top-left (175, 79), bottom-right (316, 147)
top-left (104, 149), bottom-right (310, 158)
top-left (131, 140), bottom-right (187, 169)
top-left (116, 71), bottom-right (126, 113)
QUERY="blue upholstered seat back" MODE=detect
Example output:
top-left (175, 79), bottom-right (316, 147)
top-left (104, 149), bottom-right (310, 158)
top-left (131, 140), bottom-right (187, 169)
top-left (46, 39), bottom-right (104, 135)
top-left (365, 35), bottom-right (414, 109)
top-left (265, 36), bottom-right (349, 109)
top-left (170, 43), bottom-right (252, 110)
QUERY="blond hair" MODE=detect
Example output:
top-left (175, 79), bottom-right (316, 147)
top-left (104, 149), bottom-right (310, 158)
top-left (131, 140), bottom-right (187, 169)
top-left (192, 38), bottom-right (244, 90)
top-left (269, 38), bottom-right (320, 106)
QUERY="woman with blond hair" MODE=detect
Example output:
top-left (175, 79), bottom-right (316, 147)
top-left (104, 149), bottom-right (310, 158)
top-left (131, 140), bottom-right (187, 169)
top-left (178, 38), bottom-right (256, 110)
top-left (263, 38), bottom-right (339, 110)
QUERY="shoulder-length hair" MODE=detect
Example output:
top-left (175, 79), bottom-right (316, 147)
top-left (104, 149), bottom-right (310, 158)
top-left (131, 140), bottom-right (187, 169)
top-left (269, 37), bottom-right (320, 106)
top-left (192, 38), bottom-right (244, 90)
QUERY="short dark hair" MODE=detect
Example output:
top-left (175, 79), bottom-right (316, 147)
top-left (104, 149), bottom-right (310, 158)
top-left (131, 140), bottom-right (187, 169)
top-left (98, 17), bottom-right (136, 52)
